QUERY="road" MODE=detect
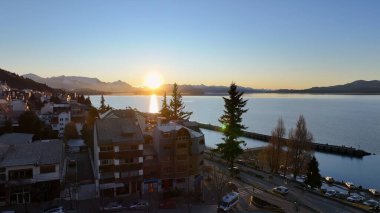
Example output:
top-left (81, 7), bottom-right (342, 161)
top-left (207, 159), bottom-right (365, 213)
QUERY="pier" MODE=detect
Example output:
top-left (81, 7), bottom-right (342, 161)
top-left (197, 122), bottom-right (371, 158)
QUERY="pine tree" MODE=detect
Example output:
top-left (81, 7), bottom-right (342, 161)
top-left (305, 156), bottom-right (322, 188)
top-left (160, 92), bottom-right (170, 119)
top-left (99, 95), bottom-right (112, 113)
top-left (168, 83), bottom-right (192, 120)
top-left (217, 83), bottom-right (248, 173)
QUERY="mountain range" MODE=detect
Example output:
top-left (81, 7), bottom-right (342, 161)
top-left (0, 69), bottom-right (376, 95)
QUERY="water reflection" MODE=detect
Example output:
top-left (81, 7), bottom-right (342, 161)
top-left (149, 94), bottom-right (159, 113)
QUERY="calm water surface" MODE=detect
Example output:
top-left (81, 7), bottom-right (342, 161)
top-left (90, 94), bottom-right (380, 189)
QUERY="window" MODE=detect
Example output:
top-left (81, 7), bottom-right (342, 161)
top-left (163, 145), bottom-right (171, 150)
top-left (8, 169), bottom-right (33, 180)
top-left (176, 166), bottom-right (186, 173)
top-left (199, 140), bottom-right (205, 145)
top-left (0, 174), bottom-right (5, 181)
top-left (145, 156), bottom-right (154, 160)
top-left (100, 146), bottom-right (113, 152)
top-left (177, 155), bottom-right (187, 161)
top-left (0, 167), bottom-right (5, 173)
top-left (40, 165), bottom-right (56, 173)
top-left (163, 132), bottom-right (171, 138)
top-left (119, 158), bottom-right (136, 164)
top-left (119, 145), bottom-right (138, 151)
top-left (101, 159), bottom-right (113, 165)
top-left (177, 143), bottom-right (187, 149)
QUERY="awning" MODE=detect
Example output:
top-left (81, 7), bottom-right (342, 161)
top-left (99, 182), bottom-right (124, 190)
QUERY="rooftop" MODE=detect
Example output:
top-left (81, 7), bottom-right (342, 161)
top-left (0, 140), bottom-right (63, 167)
top-left (0, 133), bottom-right (34, 145)
top-left (95, 117), bottom-right (144, 145)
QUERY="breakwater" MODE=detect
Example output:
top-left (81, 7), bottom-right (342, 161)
top-left (197, 122), bottom-right (371, 158)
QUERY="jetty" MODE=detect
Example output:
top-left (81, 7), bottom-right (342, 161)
top-left (197, 122), bottom-right (371, 158)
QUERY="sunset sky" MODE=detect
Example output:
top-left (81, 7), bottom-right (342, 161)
top-left (1, 0), bottom-right (379, 89)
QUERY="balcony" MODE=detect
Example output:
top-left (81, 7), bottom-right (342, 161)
top-left (116, 150), bottom-right (143, 158)
top-left (99, 152), bottom-right (115, 159)
top-left (116, 163), bottom-right (143, 171)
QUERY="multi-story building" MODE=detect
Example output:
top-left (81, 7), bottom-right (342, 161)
top-left (151, 119), bottom-right (205, 193)
top-left (93, 110), bottom-right (144, 198)
top-left (0, 140), bottom-right (64, 206)
top-left (94, 109), bottom-right (205, 197)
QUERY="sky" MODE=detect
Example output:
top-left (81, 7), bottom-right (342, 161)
top-left (1, 0), bottom-right (379, 89)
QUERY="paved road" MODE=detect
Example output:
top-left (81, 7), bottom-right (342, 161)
top-left (207, 158), bottom-right (365, 213)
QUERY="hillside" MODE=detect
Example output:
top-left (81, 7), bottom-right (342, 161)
top-left (23, 74), bottom-right (133, 93)
top-left (275, 80), bottom-right (380, 94)
top-left (0, 68), bottom-right (53, 92)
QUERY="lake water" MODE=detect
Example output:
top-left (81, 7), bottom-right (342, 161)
top-left (90, 94), bottom-right (380, 189)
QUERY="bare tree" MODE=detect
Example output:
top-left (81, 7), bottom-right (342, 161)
top-left (209, 166), bottom-right (232, 209)
top-left (288, 115), bottom-right (313, 178)
top-left (266, 118), bottom-right (286, 173)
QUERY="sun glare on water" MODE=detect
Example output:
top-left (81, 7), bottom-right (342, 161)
top-left (144, 72), bottom-right (163, 89)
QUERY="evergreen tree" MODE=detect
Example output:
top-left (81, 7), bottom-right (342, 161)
top-left (216, 83), bottom-right (248, 173)
top-left (305, 156), bottom-right (322, 188)
top-left (18, 111), bottom-right (43, 134)
top-left (160, 92), bottom-right (170, 119)
top-left (168, 83), bottom-right (192, 120)
top-left (84, 96), bottom-right (92, 106)
top-left (99, 95), bottom-right (112, 113)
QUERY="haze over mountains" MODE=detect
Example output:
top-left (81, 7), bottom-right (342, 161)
top-left (0, 69), bottom-right (374, 95)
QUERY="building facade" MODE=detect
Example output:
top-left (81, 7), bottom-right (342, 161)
top-left (94, 110), bottom-right (144, 198)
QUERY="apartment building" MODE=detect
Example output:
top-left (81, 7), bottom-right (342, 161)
top-left (94, 110), bottom-right (144, 198)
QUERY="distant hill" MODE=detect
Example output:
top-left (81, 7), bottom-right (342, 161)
top-left (23, 74), bottom-right (133, 93)
top-left (275, 80), bottom-right (380, 94)
top-left (0, 68), bottom-right (53, 92)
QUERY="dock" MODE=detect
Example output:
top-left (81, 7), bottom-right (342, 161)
top-left (197, 122), bottom-right (371, 158)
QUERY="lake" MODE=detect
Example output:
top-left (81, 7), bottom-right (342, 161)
top-left (90, 94), bottom-right (380, 189)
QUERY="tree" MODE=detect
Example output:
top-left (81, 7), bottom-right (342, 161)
top-left (168, 83), bottom-right (192, 120)
top-left (266, 118), bottom-right (286, 173)
top-left (217, 83), bottom-right (248, 173)
top-left (289, 115), bottom-right (313, 179)
top-left (99, 95), bottom-right (112, 114)
top-left (84, 96), bottom-right (92, 107)
top-left (209, 166), bottom-right (231, 209)
top-left (304, 156), bottom-right (322, 188)
top-left (64, 122), bottom-right (79, 141)
top-left (160, 92), bottom-right (170, 119)
top-left (18, 111), bottom-right (43, 134)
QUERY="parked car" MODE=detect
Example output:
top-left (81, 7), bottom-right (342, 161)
top-left (324, 190), bottom-right (336, 197)
top-left (228, 166), bottom-right (240, 175)
top-left (236, 159), bottom-right (246, 166)
top-left (43, 206), bottom-right (65, 213)
top-left (347, 195), bottom-right (365, 203)
top-left (325, 176), bottom-right (334, 184)
top-left (344, 182), bottom-right (356, 189)
top-left (128, 201), bottom-right (149, 210)
top-left (100, 202), bottom-right (125, 212)
top-left (334, 191), bottom-right (349, 199)
top-left (363, 199), bottom-right (379, 208)
top-left (272, 186), bottom-right (289, 195)
top-left (369, 188), bottom-right (380, 196)
top-left (159, 199), bottom-right (176, 209)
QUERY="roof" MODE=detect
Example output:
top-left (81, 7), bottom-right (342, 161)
top-left (95, 117), bottom-right (144, 145)
top-left (0, 140), bottom-right (63, 167)
top-left (100, 109), bottom-right (135, 119)
top-left (0, 133), bottom-right (34, 145)
top-left (157, 122), bottom-right (203, 138)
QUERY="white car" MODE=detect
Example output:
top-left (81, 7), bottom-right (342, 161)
top-left (100, 202), bottom-right (125, 212)
top-left (325, 176), bottom-right (334, 183)
top-left (344, 182), bottom-right (356, 189)
top-left (369, 188), bottom-right (380, 196)
top-left (43, 206), bottom-right (65, 213)
top-left (347, 195), bottom-right (365, 203)
top-left (324, 190), bottom-right (336, 197)
top-left (272, 186), bottom-right (289, 195)
top-left (129, 201), bottom-right (149, 210)
top-left (363, 199), bottom-right (379, 208)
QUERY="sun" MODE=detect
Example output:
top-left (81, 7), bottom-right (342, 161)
top-left (144, 72), bottom-right (163, 89)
